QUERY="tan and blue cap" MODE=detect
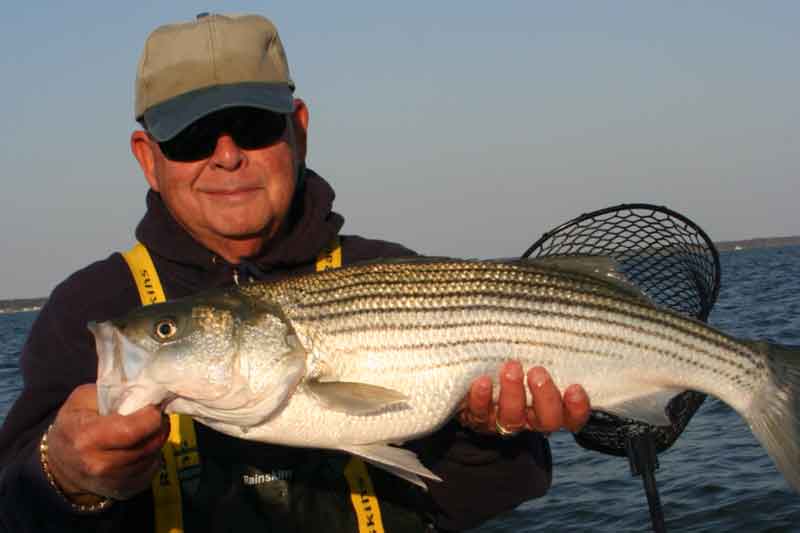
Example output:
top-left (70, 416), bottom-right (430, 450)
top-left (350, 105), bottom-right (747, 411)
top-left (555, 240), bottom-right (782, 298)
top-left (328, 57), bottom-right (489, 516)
top-left (135, 13), bottom-right (295, 142)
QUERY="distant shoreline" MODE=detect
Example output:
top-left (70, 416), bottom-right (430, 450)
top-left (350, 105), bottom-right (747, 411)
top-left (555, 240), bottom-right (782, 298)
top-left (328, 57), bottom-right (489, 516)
top-left (1, 237), bottom-right (798, 311)
top-left (714, 235), bottom-right (800, 252)
top-left (0, 298), bottom-right (46, 314)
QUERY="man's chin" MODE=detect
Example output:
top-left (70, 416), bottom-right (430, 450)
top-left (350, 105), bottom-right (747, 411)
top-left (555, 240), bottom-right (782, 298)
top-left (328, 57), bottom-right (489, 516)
top-left (212, 222), bottom-right (268, 240)
top-left (208, 211), bottom-right (273, 241)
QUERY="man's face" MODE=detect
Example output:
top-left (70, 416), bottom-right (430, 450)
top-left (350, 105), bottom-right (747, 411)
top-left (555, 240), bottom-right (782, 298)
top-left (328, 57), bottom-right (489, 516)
top-left (132, 103), bottom-right (308, 260)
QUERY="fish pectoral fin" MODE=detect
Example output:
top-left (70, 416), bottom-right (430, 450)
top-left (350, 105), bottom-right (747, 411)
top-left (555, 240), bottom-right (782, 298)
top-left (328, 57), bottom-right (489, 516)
top-left (306, 380), bottom-right (408, 415)
top-left (598, 388), bottom-right (681, 427)
top-left (339, 443), bottom-right (442, 490)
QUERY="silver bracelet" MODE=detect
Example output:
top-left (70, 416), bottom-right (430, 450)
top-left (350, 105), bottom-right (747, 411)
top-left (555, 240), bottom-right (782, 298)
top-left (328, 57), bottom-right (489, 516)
top-left (39, 423), bottom-right (114, 513)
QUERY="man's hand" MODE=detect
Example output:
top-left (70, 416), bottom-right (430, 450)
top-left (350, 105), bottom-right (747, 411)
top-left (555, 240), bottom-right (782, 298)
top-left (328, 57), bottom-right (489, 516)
top-left (458, 361), bottom-right (590, 436)
top-left (46, 384), bottom-right (170, 501)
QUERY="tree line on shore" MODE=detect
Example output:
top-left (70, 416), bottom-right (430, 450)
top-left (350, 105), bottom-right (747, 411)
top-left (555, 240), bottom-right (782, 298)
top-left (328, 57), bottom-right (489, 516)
top-left (1, 237), bottom-right (798, 308)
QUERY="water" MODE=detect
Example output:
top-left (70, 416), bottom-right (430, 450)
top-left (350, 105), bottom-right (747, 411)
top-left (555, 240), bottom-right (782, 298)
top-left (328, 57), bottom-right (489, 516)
top-left (1, 247), bottom-right (799, 532)
top-left (0, 311), bottom-right (34, 420)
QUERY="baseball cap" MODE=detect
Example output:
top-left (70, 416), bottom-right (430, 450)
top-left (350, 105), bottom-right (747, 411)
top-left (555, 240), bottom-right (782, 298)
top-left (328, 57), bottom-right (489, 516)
top-left (135, 13), bottom-right (295, 142)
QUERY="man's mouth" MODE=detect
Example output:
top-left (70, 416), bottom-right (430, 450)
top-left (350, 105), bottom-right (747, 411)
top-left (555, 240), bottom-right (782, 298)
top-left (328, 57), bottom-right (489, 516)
top-left (202, 187), bottom-right (262, 200)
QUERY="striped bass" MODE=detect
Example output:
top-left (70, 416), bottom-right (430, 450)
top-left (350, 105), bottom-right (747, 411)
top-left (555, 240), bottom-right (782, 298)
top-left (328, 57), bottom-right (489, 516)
top-left (90, 257), bottom-right (800, 490)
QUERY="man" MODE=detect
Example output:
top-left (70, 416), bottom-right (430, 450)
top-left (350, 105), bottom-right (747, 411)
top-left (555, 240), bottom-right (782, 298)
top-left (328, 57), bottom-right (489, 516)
top-left (0, 13), bottom-right (590, 532)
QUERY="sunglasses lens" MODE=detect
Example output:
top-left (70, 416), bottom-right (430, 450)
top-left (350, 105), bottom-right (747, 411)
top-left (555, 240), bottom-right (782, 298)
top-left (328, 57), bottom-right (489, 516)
top-left (158, 122), bottom-right (218, 162)
top-left (157, 108), bottom-right (287, 162)
top-left (234, 112), bottom-right (286, 150)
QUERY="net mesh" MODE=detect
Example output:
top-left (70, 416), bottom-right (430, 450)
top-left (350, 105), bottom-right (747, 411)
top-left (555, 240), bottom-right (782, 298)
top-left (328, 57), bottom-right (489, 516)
top-left (522, 203), bottom-right (721, 457)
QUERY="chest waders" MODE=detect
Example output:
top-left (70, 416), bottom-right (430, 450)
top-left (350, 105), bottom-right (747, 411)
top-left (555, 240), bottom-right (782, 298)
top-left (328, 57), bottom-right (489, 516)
top-left (122, 240), bottom-right (387, 533)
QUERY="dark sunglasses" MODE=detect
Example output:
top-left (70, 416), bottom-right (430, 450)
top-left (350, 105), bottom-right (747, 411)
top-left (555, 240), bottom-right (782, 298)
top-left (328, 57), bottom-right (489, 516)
top-left (156, 107), bottom-right (287, 162)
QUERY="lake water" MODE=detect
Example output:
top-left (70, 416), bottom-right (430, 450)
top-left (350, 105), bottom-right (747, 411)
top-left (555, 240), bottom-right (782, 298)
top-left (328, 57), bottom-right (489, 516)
top-left (1, 246), bottom-right (799, 532)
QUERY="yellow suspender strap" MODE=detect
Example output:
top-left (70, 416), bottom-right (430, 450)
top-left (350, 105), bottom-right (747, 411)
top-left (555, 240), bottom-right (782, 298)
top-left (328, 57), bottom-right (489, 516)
top-left (122, 242), bottom-right (168, 306)
top-left (315, 235), bottom-right (343, 271)
top-left (122, 243), bottom-right (199, 533)
top-left (344, 457), bottom-right (387, 533)
top-left (315, 237), bottom-right (386, 533)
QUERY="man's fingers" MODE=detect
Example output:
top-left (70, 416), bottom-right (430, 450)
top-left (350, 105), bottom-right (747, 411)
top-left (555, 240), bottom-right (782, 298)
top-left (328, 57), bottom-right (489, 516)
top-left (65, 383), bottom-right (100, 411)
top-left (496, 361), bottom-right (527, 431)
top-left (466, 375), bottom-right (492, 425)
top-left (526, 366), bottom-right (564, 433)
top-left (458, 362), bottom-right (593, 437)
top-left (65, 406), bottom-right (169, 453)
top-left (562, 384), bottom-right (591, 433)
top-left (81, 450), bottom-right (164, 501)
top-left (58, 383), bottom-right (167, 451)
top-left (47, 384), bottom-right (171, 501)
top-left (93, 407), bottom-right (169, 450)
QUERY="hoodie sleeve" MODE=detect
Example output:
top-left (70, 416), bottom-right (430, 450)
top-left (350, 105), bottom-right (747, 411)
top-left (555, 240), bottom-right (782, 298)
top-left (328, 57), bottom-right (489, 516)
top-left (411, 422), bottom-right (552, 531)
top-left (0, 255), bottom-right (149, 532)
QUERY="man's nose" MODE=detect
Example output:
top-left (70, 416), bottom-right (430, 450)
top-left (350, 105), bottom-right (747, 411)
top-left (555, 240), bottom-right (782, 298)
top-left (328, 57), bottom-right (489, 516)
top-left (210, 134), bottom-right (244, 170)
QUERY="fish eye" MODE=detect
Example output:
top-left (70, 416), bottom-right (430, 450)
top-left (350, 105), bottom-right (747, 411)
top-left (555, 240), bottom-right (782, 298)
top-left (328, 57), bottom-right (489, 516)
top-left (153, 318), bottom-right (178, 340)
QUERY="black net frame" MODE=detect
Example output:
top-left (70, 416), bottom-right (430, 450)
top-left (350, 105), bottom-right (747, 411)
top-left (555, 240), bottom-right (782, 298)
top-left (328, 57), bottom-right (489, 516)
top-left (522, 203), bottom-right (721, 457)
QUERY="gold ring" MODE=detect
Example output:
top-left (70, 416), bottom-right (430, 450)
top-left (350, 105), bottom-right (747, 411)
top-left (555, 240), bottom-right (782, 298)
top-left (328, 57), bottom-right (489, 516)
top-left (495, 419), bottom-right (521, 438)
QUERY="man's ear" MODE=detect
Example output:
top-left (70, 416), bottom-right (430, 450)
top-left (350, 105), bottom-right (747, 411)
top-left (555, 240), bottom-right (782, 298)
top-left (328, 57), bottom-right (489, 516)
top-left (291, 98), bottom-right (309, 165)
top-left (131, 130), bottom-right (160, 191)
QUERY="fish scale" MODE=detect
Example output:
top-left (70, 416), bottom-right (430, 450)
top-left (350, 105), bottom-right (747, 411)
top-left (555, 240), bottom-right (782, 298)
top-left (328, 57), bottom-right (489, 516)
top-left (229, 261), bottom-right (764, 440)
top-left (258, 262), bottom-right (758, 387)
top-left (93, 257), bottom-right (800, 492)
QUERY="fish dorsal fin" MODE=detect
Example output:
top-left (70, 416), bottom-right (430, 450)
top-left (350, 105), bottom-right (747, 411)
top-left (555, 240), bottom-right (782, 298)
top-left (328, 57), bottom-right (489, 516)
top-left (523, 255), bottom-right (652, 303)
top-left (306, 380), bottom-right (409, 415)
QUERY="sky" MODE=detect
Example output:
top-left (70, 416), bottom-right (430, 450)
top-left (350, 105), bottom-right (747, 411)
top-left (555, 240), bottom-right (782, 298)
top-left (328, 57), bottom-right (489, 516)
top-left (1, 2), bottom-right (798, 299)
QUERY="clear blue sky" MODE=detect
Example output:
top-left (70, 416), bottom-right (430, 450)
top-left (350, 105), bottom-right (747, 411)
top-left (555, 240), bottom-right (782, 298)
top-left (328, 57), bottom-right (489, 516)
top-left (1, 2), bottom-right (798, 298)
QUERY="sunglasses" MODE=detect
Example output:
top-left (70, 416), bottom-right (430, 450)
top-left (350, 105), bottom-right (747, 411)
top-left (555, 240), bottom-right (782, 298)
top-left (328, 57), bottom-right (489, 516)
top-left (156, 107), bottom-right (287, 162)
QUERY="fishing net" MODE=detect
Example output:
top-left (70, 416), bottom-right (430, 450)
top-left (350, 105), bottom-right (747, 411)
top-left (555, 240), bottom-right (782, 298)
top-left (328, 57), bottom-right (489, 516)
top-left (522, 203), bottom-right (721, 457)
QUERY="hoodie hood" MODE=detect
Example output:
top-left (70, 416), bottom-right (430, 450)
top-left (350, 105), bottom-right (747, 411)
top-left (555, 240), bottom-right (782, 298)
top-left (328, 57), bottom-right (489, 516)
top-left (135, 169), bottom-right (344, 272)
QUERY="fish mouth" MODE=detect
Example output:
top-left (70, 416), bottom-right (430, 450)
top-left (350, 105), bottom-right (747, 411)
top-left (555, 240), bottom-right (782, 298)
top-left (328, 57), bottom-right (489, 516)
top-left (89, 320), bottom-right (121, 415)
top-left (89, 320), bottom-right (168, 416)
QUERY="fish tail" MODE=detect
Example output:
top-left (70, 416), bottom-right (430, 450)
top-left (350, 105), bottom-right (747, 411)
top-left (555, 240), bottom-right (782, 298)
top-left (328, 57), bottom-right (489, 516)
top-left (743, 340), bottom-right (800, 492)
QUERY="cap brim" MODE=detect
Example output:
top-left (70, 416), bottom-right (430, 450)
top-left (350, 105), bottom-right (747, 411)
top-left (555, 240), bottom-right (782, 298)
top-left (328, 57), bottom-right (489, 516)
top-left (142, 82), bottom-right (294, 141)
